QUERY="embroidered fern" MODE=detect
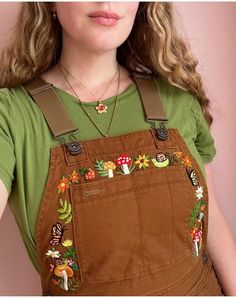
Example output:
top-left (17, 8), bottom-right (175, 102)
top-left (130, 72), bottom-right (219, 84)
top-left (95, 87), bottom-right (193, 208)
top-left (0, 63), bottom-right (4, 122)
top-left (189, 200), bottom-right (205, 228)
top-left (94, 160), bottom-right (108, 177)
top-left (57, 198), bottom-right (72, 224)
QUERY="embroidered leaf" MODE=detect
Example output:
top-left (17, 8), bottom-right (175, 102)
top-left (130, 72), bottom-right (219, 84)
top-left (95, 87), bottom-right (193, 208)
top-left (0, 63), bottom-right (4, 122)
top-left (57, 208), bottom-right (66, 213)
top-left (63, 248), bottom-right (76, 258)
top-left (59, 213), bottom-right (70, 220)
top-left (68, 276), bottom-right (80, 291)
top-left (65, 214), bottom-right (72, 224)
top-left (57, 199), bottom-right (73, 224)
top-left (94, 160), bottom-right (108, 177)
top-left (71, 263), bottom-right (79, 271)
top-left (79, 167), bottom-right (88, 176)
top-left (68, 203), bottom-right (72, 214)
top-left (64, 200), bottom-right (68, 211)
top-left (189, 200), bottom-right (206, 228)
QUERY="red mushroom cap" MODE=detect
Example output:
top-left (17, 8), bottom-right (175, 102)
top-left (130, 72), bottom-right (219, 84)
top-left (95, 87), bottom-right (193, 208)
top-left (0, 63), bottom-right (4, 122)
top-left (192, 228), bottom-right (202, 241)
top-left (115, 154), bottom-right (132, 166)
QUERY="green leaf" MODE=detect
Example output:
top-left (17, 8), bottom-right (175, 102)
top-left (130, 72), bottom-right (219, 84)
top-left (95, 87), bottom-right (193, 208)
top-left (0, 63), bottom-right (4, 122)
top-left (64, 200), bottom-right (68, 211)
top-left (65, 214), bottom-right (72, 224)
top-left (57, 208), bottom-right (65, 213)
top-left (59, 198), bottom-right (63, 207)
top-left (71, 263), bottom-right (79, 271)
top-left (67, 203), bottom-right (72, 214)
top-left (59, 213), bottom-right (69, 220)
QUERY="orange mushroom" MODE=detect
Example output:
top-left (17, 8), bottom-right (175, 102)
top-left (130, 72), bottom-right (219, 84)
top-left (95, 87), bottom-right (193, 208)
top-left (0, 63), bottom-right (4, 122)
top-left (54, 264), bottom-right (74, 291)
top-left (103, 161), bottom-right (116, 178)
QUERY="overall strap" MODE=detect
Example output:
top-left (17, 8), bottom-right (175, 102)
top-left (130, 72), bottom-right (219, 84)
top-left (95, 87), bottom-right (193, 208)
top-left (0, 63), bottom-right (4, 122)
top-left (22, 72), bottom-right (167, 139)
top-left (22, 76), bottom-right (78, 138)
top-left (130, 72), bottom-right (168, 122)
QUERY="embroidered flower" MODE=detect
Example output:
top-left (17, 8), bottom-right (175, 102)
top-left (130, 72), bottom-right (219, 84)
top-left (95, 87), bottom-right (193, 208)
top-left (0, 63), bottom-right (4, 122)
top-left (67, 259), bottom-right (75, 266)
top-left (134, 154), bottom-right (150, 170)
top-left (46, 249), bottom-right (61, 258)
top-left (195, 186), bottom-right (204, 200)
top-left (181, 155), bottom-right (192, 168)
top-left (62, 239), bottom-right (73, 247)
top-left (68, 170), bottom-right (79, 183)
top-left (57, 176), bottom-right (71, 194)
top-left (174, 151), bottom-right (183, 159)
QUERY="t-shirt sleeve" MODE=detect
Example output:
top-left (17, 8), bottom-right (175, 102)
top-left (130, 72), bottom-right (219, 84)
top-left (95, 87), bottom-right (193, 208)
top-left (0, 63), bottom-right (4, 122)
top-left (0, 89), bottom-right (16, 195)
top-left (190, 95), bottom-right (216, 163)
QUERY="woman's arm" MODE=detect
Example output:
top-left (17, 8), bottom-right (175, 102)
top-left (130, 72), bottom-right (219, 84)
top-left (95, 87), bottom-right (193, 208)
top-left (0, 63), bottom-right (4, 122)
top-left (0, 179), bottom-right (8, 219)
top-left (205, 163), bottom-right (236, 295)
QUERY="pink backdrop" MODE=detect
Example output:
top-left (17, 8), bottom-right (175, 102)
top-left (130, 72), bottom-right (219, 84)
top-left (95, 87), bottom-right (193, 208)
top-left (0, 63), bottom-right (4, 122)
top-left (0, 2), bottom-right (235, 295)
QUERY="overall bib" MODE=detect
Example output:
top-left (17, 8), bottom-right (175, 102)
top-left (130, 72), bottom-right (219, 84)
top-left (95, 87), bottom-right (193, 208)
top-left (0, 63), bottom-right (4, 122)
top-left (23, 73), bottom-right (224, 296)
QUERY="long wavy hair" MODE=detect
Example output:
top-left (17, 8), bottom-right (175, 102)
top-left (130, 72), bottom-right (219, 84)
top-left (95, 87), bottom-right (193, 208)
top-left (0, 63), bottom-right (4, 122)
top-left (0, 2), bottom-right (213, 125)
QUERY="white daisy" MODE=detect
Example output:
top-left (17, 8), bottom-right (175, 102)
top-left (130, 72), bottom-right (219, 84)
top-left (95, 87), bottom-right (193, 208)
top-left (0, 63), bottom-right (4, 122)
top-left (195, 186), bottom-right (204, 200)
top-left (46, 249), bottom-right (61, 258)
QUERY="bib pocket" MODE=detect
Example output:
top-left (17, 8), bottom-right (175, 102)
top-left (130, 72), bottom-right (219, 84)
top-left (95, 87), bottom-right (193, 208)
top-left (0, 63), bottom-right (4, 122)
top-left (133, 164), bottom-right (192, 273)
top-left (69, 174), bottom-right (144, 282)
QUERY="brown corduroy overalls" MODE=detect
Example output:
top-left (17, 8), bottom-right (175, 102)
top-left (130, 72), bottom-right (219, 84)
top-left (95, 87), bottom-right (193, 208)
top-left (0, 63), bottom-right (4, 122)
top-left (23, 73), bottom-right (224, 296)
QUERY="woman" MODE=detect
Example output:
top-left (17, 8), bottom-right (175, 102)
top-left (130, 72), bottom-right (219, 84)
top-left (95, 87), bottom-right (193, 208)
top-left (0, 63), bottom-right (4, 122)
top-left (0, 2), bottom-right (235, 295)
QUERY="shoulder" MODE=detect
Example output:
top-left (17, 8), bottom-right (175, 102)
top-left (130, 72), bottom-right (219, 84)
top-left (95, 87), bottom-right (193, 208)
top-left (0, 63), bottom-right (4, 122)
top-left (0, 84), bottom-right (37, 116)
top-left (152, 76), bottom-right (197, 119)
top-left (153, 76), bottom-right (195, 107)
top-left (0, 84), bottom-right (30, 105)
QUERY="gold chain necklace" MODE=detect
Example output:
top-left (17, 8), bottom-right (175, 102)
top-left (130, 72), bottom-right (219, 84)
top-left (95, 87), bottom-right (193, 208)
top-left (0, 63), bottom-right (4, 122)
top-left (58, 63), bottom-right (120, 138)
top-left (59, 62), bottom-right (119, 114)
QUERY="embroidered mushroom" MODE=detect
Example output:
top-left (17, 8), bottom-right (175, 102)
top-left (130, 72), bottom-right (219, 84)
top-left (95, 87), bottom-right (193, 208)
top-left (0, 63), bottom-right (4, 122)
top-left (103, 161), bottom-right (116, 178)
top-left (54, 264), bottom-right (74, 291)
top-left (191, 228), bottom-right (203, 256)
top-left (115, 154), bottom-right (132, 174)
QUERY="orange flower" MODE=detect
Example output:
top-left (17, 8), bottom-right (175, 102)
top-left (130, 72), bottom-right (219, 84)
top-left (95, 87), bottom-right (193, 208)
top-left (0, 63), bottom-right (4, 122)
top-left (174, 151), bottom-right (183, 159)
top-left (68, 170), bottom-right (79, 183)
top-left (182, 156), bottom-right (192, 168)
top-left (57, 176), bottom-right (71, 194)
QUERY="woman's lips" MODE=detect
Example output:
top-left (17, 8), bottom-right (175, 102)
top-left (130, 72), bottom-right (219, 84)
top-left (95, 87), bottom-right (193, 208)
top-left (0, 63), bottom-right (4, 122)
top-left (88, 10), bottom-right (120, 26)
top-left (89, 16), bottom-right (119, 26)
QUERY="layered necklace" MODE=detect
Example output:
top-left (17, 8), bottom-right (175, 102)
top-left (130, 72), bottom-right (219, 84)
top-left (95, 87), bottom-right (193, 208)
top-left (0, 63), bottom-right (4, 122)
top-left (58, 62), bottom-right (121, 138)
top-left (59, 62), bottom-right (119, 114)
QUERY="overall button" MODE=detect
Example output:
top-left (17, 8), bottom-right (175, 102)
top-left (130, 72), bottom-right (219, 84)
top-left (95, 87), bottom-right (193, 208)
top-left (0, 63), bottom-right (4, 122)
top-left (156, 128), bottom-right (169, 141)
top-left (67, 141), bottom-right (82, 155)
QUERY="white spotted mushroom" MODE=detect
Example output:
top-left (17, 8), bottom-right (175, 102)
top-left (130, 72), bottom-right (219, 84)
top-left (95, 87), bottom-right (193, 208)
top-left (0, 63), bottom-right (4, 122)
top-left (115, 154), bottom-right (132, 175)
top-left (103, 161), bottom-right (116, 178)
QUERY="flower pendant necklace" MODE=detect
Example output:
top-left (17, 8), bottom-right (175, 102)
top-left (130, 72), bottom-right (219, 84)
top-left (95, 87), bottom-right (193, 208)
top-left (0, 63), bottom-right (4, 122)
top-left (58, 63), bottom-right (121, 138)
top-left (59, 63), bottom-right (119, 114)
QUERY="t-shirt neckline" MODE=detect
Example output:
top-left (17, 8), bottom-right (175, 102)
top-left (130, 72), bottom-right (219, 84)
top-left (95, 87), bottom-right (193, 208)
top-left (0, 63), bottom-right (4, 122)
top-left (52, 82), bottom-right (137, 107)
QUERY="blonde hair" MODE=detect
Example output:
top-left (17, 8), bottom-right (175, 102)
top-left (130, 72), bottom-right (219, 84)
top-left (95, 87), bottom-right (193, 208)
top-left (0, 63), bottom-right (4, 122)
top-left (0, 2), bottom-right (213, 125)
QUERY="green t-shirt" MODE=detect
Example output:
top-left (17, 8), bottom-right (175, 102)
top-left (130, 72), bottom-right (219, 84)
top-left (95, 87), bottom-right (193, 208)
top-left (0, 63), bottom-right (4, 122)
top-left (0, 77), bottom-right (216, 272)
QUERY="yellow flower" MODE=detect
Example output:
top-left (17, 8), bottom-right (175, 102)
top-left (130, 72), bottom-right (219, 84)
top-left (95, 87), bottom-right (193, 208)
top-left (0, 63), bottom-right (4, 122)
top-left (134, 154), bottom-right (150, 169)
top-left (62, 239), bottom-right (73, 247)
